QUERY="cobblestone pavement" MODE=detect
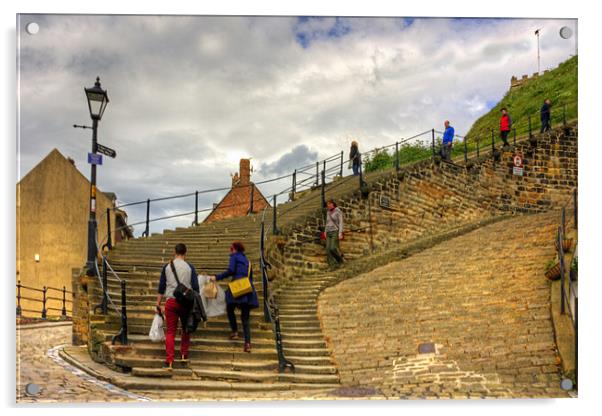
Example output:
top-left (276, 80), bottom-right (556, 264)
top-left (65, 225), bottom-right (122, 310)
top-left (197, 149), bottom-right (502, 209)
top-left (16, 323), bottom-right (145, 403)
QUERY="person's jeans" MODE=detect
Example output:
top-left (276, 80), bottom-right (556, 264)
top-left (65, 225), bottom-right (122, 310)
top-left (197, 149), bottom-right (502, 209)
top-left (165, 297), bottom-right (191, 363)
top-left (440, 144), bottom-right (452, 161)
top-left (227, 303), bottom-right (251, 343)
top-left (352, 163), bottom-right (360, 176)
top-left (500, 130), bottom-right (510, 146)
top-left (325, 230), bottom-right (343, 267)
top-left (540, 120), bottom-right (551, 133)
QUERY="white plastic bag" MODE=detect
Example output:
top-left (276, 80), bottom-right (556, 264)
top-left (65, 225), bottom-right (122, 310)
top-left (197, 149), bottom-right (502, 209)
top-left (149, 313), bottom-right (165, 342)
top-left (198, 275), bottom-right (227, 317)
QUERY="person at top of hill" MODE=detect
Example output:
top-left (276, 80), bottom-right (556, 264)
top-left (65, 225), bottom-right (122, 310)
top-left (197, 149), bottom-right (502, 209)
top-left (324, 198), bottom-right (344, 269)
top-left (441, 120), bottom-right (454, 161)
top-left (156, 243), bottom-right (199, 370)
top-left (210, 241), bottom-right (258, 353)
top-left (349, 140), bottom-right (361, 176)
top-left (540, 99), bottom-right (552, 133)
top-left (499, 107), bottom-right (513, 147)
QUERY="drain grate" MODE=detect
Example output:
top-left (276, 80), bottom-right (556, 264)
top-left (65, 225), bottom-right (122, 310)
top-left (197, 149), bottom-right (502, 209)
top-left (418, 342), bottom-right (436, 354)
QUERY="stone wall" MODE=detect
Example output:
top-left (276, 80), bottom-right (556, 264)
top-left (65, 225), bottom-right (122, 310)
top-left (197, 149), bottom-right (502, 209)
top-left (71, 268), bottom-right (90, 346)
top-left (266, 123), bottom-right (577, 285)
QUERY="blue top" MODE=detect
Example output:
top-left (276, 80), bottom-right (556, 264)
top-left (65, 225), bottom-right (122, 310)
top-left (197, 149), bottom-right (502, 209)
top-left (443, 126), bottom-right (455, 145)
top-left (216, 252), bottom-right (259, 307)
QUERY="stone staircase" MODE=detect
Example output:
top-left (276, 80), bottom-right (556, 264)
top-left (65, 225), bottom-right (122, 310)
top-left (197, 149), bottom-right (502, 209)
top-left (88, 212), bottom-right (340, 394)
top-left (82, 121), bottom-right (577, 398)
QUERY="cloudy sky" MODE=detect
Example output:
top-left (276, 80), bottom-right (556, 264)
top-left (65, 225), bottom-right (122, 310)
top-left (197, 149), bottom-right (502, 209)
top-left (17, 15), bottom-right (576, 235)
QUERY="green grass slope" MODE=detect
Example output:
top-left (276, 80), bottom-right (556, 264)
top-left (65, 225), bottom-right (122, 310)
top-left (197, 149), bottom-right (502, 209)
top-left (465, 56), bottom-right (577, 140)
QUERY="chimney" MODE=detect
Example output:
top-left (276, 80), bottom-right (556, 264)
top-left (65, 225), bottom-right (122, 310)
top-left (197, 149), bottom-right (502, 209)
top-left (239, 158), bottom-right (251, 186)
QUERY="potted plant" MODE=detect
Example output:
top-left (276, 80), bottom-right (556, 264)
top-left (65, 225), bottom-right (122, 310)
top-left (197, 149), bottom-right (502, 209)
top-left (545, 259), bottom-right (561, 281)
top-left (555, 236), bottom-right (573, 253)
top-left (570, 256), bottom-right (578, 281)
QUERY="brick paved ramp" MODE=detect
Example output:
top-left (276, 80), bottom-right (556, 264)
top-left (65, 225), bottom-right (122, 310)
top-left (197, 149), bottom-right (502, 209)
top-left (318, 210), bottom-right (570, 399)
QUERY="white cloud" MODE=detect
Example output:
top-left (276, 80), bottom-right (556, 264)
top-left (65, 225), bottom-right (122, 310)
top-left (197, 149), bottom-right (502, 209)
top-left (17, 15), bottom-right (577, 234)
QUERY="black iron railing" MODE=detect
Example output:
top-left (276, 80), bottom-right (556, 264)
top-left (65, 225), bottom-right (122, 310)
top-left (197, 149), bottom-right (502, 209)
top-left (16, 281), bottom-right (72, 319)
top-left (259, 212), bottom-right (295, 374)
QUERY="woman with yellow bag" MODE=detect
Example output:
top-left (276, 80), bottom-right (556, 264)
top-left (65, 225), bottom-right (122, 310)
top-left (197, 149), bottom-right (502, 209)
top-left (210, 241), bottom-right (258, 352)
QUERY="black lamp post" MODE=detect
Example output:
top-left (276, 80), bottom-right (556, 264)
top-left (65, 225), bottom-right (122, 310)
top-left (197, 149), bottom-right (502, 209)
top-left (84, 76), bottom-right (109, 276)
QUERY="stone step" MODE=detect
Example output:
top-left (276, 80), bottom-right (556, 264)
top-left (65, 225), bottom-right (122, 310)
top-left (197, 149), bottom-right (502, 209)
top-left (281, 347), bottom-right (331, 357)
top-left (113, 355), bottom-right (278, 372)
top-left (111, 377), bottom-right (339, 392)
top-left (123, 334), bottom-right (276, 349)
top-left (131, 367), bottom-right (193, 378)
top-left (121, 344), bottom-right (278, 360)
top-left (286, 355), bottom-right (335, 366)
top-left (120, 326), bottom-right (276, 339)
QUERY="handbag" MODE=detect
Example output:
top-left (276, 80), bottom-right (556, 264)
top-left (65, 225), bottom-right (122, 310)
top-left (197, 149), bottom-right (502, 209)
top-left (170, 261), bottom-right (194, 308)
top-left (228, 262), bottom-right (253, 298)
top-left (203, 280), bottom-right (218, 299)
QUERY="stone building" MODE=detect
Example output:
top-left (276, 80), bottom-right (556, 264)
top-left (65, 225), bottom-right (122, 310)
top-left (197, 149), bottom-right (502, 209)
top-left (16, 149), bottom-right (130, 318)
top-left (204, 158), bottom-right (270, 223)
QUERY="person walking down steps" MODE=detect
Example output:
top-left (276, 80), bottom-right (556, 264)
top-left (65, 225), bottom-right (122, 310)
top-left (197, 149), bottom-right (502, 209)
top-left (210, 241), bottom-right (258, 353)
top-left (349, 140), bottom-right (361, 176)
top-left (325, 198), bottom-right (344, 269)
top-left (500, 107), bottom-right (513, 148)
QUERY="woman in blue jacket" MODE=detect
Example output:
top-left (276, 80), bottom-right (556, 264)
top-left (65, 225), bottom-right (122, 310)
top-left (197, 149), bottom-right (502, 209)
top-left (210, 241), bottom-right (258, 352)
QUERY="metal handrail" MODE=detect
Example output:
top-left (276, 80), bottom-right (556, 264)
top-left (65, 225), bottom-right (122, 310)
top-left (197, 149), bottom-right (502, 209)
top-left (16, 280), bottom-right (72, 319)
top-left (259, 208), bottom-right (295, 373)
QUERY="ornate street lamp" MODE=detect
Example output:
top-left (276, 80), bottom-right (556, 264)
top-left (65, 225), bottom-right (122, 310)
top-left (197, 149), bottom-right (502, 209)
top-left (83, 76), bottom-right (109, 276)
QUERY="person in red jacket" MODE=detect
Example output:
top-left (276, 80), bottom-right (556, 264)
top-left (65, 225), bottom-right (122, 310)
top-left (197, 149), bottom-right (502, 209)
top-left (499, 107), bottom-right (512, 147)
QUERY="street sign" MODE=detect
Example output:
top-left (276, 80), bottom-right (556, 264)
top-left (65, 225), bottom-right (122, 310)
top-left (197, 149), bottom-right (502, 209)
top-left (96, 143), bottom-right (117, 158)
top-left (513, 154), bottom-right (523, 176)
top-left (88, 153), bottom-right (103, 165)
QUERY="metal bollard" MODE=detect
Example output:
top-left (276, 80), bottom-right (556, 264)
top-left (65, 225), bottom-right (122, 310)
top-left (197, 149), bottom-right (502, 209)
top-left (61, 286), bottom-right (67, 318)
top-left (42, 286), bottom-right (47, 319)
top-left (16, 280), bottom-right (22, 317)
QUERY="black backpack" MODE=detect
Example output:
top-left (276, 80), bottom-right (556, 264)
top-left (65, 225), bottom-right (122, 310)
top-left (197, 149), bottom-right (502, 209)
top-left (169, 261), bottom-right (194, 308)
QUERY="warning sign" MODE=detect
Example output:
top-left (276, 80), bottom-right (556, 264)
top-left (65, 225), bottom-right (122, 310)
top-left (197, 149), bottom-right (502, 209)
top-left (513, 154), bottom-right (524, 176)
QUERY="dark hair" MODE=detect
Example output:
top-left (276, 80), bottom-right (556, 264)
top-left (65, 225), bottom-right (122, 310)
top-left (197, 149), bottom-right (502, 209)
top-left (501, 107), bottom-right (507, 112)
top-left (231, 241), bottom-right (245, 253)
top-left (327, 198), bottom-right (337, 207)
top-left (175, 243), bottom-right (187, 255)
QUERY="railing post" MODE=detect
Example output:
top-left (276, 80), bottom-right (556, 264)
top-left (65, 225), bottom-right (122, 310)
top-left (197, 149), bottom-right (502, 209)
top-left (61, 286), bottom-right (67, 318)
top-left (194, 191), bottom-right (199, 226)
top-left (323, 159), bottom-right (326, 178)
top-left (562, 207), bottom-right (566, 238)
top-left (463, 137), bottom-right (468, 164)
top-left (431, 129), bottom-right (436, 159)
top-left (573, 189), bottom-right (578, 229)
top-left (249, 185), bottom-right (255, 214)
top-left (260, 222), bottom-right (271, 324)
top-left (272, 195), bottom-right (278, 235)
top-left (528, 115), bottom-right (532, 139)
top-left (574, 296), bottom-right (578, 389)
top-left (143, 198), bottom-right (150, 237)
top-left (559, 227), bottom-right (565, 315)
top-left (358, 158), bottom-right (364, 189)
top-left (513, 128), bottom-right (517, 147)
top-left (42, 286), bottom-right (47, 319)
top-left (315, 162), bottom-right (319, 187)
top-left (102, 258), bottom-right (108, 314)
top-left (112, 280), bottom-right (128, 345)
top-left (339, 151), bottom-right (344, 177)
top-left (16, 280), bottom-right (22, 317)
top-left (321, 170), bottom-right (326, 209)
top-left (395, 141), bottom-right (400, 171)
top-left (292, 170), bottom-right (296, 200)
top-left (106, 208), bottom-right (112, 250)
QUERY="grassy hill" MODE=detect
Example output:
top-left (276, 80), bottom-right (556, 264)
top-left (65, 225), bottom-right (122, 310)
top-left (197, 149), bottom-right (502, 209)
top-left (364, 56), bottom-right (577, 173)
top-left (465, 56), bottom-right (578, 140)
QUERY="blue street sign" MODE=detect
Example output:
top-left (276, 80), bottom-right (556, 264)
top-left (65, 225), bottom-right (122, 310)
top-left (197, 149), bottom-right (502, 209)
top-left (88, 153), bottom-right (103, 165)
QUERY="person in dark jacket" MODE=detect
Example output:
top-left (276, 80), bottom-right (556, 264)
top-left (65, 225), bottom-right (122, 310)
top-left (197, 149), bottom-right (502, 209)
top-left (540, 99), bottom-right (552, 133)
top-left (500, 107), bottom-right (512, 147)
top-left (349, 140), bottom-right (361, 176)
top-left (210, 241), bottom-right (258, 352)
top-left (156, 243), bottom-right (199, 369)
